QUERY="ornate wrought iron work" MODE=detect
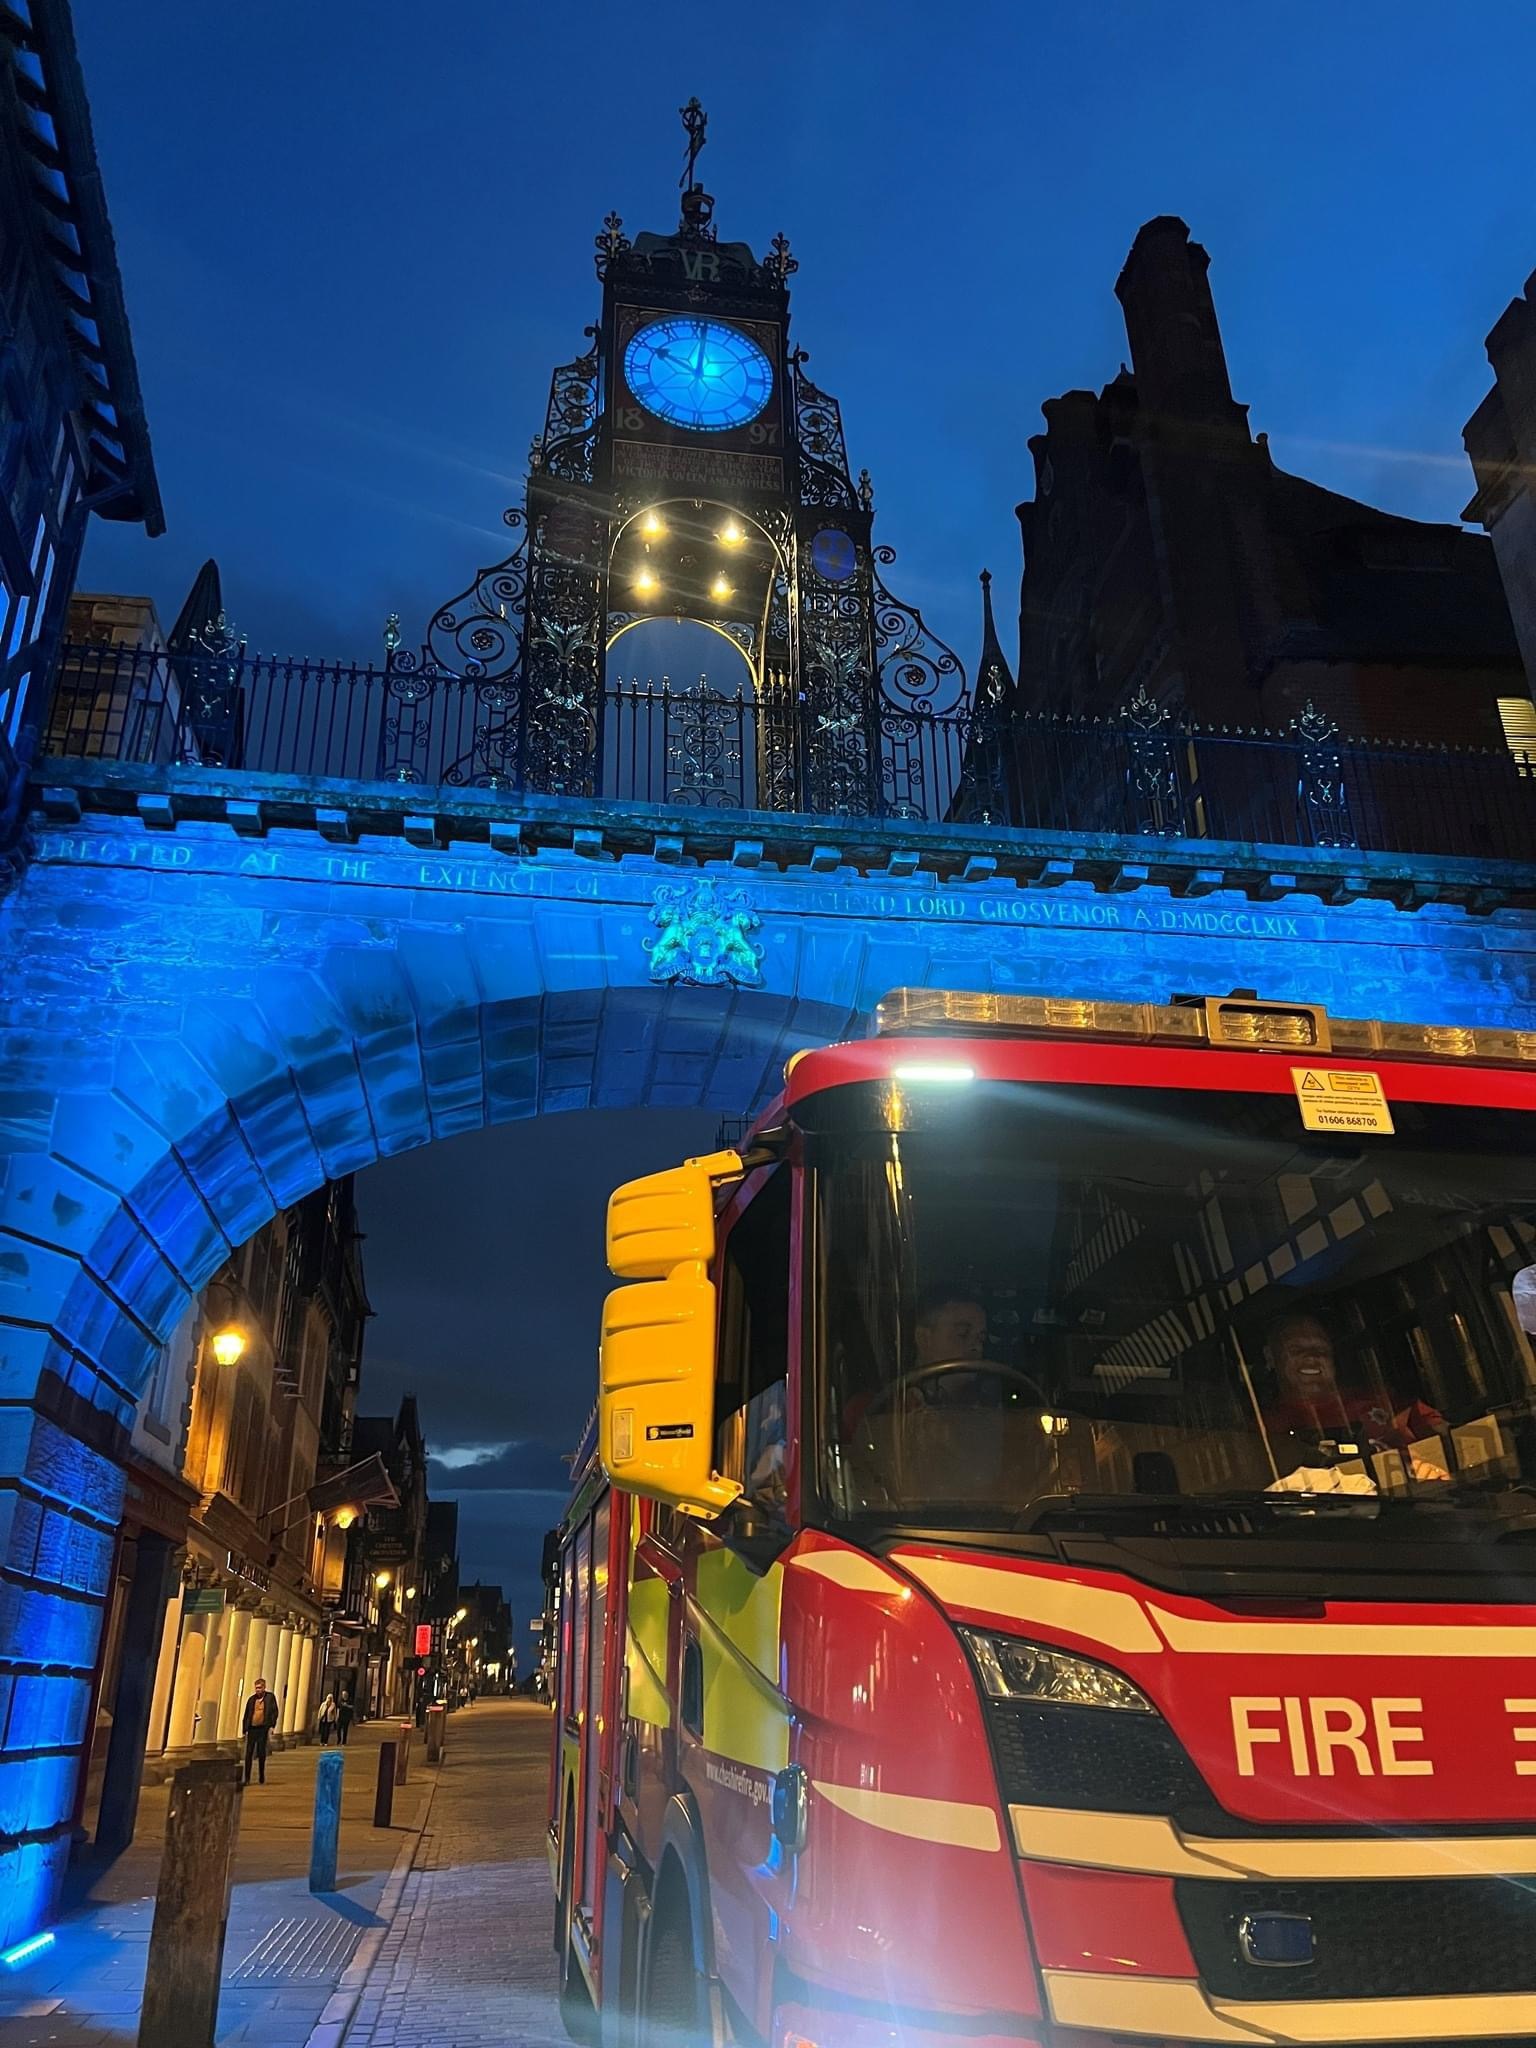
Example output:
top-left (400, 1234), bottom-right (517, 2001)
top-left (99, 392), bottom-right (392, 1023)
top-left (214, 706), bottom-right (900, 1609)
top-left (661, 676), bottom-right (746, 808)
top-left (755, 667), bottom-right (800, 814)
top-left (763, 232), bottom-right (798, 283)
top-left (1121, 683), bottom-right (1185, 836)
top-left (423, 508), bottom-right (530, 683)
top-left (43, 637), bottom-right (1536, 858)
top-left (871, 546), bottom-right (967, 720)
top-left (173, 611), bottom-right (247, 768)
top-left (1292, 700), bottom-right (1356, 848)
top-left (790, 352), bottom-right (858, 510)
top-left (378, 651), bottom-right (446, 784)
top-left (646, 876), bottom-right (764, 987)
top-left (709, 617), bottom-right (757, 660)
top-left (519, 504), bottom-right (606, 797)
top-left (594, 211), bottom-right (631, 277)
top-left (802, 614), bottom-right (878, 815)
top-left (540, 338), bottom-right (601, 485)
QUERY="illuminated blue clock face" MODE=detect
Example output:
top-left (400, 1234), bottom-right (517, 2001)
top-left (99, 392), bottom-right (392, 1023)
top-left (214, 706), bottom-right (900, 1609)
top-left (623, 318), bottom-right (773, 433)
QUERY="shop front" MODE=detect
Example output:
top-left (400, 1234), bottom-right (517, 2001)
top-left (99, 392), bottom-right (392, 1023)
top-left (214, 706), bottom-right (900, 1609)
top-left (145, 1523), bottom-right (324, 1779)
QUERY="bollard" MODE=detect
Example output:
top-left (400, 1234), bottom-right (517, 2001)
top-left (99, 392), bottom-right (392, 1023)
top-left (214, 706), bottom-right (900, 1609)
top-left (424, 1703), bottom-right (445, 1763)
top-left (309, 1749), bottom-right (344, 1893)
top-left (394, 1721), bottom-right (411, 1785)
top-left (373, 1740), bottom-right (397, 1827)
top-left (138, 1758), bottom-right (242, 2048)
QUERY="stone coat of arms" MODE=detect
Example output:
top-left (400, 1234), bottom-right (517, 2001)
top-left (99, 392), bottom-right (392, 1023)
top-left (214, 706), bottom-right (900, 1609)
top-left (645, 878), bottom-right (765, 988)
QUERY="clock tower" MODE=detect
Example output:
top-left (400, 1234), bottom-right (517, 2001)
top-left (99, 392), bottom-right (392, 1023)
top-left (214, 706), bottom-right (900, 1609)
top-left (412, 101), bottom-right (965, 816)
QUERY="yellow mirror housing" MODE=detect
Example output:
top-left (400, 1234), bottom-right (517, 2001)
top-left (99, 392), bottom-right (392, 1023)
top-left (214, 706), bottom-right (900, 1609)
top-left (606, 1149), bottom-right (743, 1280)
top-left (599, 1263), bottom-right (742, 1518)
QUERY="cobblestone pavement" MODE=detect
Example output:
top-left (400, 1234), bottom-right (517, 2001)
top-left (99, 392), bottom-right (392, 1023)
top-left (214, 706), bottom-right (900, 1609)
top-left (341, 1699), bottom-right (566, 2048)
top-left (0, 1717), bottom-right (433, 2047)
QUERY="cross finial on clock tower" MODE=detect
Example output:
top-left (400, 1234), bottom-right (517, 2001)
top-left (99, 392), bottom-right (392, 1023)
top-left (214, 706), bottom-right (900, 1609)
top-left (679, 97), bottom-right (708, 193)
top-left (677, 97), bottom-right (716, 242)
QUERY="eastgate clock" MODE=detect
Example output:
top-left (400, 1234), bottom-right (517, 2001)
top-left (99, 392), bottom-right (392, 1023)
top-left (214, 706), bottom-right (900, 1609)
top-left (623, 317), bottom-right (773, 433)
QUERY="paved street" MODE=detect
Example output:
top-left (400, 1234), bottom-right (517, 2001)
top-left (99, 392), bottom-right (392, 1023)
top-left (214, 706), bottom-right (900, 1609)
top-left (341, 1702), bottom-right (566, 2048)
top-left (0, 1702), bottom-right (563, 2048)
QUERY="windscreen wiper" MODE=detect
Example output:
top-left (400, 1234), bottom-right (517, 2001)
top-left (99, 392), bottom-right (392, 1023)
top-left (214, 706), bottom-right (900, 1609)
top-left (1011, 1490), bottom-right (1384, 1534)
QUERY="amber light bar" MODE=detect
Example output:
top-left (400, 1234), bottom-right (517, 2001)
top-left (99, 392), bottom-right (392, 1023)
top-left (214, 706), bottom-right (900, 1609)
top-left (871, 988), bottom-right (1536, 1069)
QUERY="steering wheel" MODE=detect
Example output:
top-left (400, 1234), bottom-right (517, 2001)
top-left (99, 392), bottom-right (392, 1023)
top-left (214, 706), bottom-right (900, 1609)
top-left (863, 1359), bottom-right (1054, 1418)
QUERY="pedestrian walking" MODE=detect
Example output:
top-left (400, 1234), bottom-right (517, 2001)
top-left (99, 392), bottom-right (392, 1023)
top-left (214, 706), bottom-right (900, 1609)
top-left (336, 1691), bottom-right (354, 1745)
top-left (242, 1676), bottom-right (279, 1784)
top-left (317, 1692), bottom-right (339, 1745)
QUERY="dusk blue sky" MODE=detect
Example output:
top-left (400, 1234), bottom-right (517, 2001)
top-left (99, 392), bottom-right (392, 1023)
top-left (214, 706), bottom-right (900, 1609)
top-left (70, 2), bottom-right (1536, 1634)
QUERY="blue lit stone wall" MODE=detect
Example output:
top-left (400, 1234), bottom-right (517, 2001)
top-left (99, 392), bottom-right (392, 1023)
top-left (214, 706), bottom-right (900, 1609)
top-left (0, 803), bottom-right (1533, 1938)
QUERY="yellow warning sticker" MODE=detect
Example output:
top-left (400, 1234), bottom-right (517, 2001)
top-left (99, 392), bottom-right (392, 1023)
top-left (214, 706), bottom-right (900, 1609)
top-left (1291, 1067), bottom-right (1395, 1134)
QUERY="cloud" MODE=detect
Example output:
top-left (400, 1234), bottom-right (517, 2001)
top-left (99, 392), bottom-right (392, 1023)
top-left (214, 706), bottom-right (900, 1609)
top-left (433, 1441), bottom-right (514, 1471)
top-left (428, 1440), bottom-right (570, 1493)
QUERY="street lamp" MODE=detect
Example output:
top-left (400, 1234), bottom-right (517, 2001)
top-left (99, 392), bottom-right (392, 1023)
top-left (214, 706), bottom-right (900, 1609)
top-left (374, 1570), bottom-right (392, 1590)
top-left (202, 1275), bottom-right (247, 1366)
top-left (404, 1584), bottom-right (417, 1601)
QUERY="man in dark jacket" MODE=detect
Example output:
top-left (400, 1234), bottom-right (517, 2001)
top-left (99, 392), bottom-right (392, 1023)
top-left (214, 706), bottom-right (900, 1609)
top-left (242, 1677), bottom-right (279, 1784)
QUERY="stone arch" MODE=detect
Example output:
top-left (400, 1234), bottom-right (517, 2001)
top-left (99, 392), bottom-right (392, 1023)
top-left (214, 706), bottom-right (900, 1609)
top-left (0, 918), bottom-right (847, 1942)
top-left (3, 792), bottom-right (1536, 1941)
top-left (44, 979), bottom-right (854, 1410)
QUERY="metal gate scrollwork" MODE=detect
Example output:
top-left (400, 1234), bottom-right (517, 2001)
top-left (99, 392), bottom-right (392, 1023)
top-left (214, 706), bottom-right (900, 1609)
top-left (1292, 701), bottom-right (1356, 849)
top-left (664, 676), bottom-right (746, 809)
top-left (1121, 683), bottom-right (1184, 836)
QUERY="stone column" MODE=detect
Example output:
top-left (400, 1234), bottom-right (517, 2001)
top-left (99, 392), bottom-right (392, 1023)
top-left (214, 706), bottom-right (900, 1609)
top-left (243, 1615), bottom-right (271, 1710)
top-left (293, 1633), bottom-right (317, 1739)
top-left (215, 1605), bottom-right (253, 1747)
top-left (165, 1609), bottom-right (211, 1751)
top-left (272, 1626), bottom-right (295, 1745)
top-left (194, 1599), bottom-right (232, 1745)
top-left (145, 1576), bottom-right (185, 1757)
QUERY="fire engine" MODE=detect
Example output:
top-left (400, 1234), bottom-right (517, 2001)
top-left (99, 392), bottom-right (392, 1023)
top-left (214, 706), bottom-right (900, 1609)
top-left (550, 988), bottom-right (1536, 2048)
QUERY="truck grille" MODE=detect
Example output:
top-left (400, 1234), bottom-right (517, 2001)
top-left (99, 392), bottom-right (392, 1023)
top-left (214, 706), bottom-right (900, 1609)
top-left (1176, 1876), bottom-right (1536, 2002)
top-left (987, 1700), bottom-right (1209, 1813)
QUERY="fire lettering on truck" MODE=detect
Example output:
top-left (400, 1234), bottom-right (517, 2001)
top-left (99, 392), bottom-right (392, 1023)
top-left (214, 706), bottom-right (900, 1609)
top-left (1231, 1695), bottom-right (1433, 1777)
top-left (1507, 1697), bottom-right (1536, 1774)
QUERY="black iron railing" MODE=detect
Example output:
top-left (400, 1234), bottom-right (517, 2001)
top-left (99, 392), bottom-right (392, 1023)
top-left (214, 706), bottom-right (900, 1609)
top-left (39, 641), bottom-right (1536, 863)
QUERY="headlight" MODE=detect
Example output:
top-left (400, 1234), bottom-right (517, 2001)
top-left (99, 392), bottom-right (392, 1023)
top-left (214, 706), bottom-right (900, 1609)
top-left (960, 1628), bottom-right (1153, 1712)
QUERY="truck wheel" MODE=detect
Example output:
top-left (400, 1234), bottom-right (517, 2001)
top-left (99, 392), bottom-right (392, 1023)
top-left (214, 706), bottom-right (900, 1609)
top-left (642, 1904), bottom-right (704, 2047)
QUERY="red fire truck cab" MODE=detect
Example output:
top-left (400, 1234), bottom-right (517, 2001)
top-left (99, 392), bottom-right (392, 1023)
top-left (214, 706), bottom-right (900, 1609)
top-left (550, 988), bottom-right (1536, 2048)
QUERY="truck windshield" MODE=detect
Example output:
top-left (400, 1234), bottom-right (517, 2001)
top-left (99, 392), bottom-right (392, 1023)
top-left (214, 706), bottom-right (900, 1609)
top-left (811, 1081), bottom-right (1536, 1532)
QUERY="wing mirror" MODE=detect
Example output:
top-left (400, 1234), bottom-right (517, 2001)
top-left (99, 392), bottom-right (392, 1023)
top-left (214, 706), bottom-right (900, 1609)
top-left (606, 1149), bottom-right (741, 1279)
top-left (599, 1152), bottom-right (744, 1518)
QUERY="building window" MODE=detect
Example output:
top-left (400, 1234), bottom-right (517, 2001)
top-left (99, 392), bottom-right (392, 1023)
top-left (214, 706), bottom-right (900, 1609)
top-left (714, 1168), bottom-right (791, 1508)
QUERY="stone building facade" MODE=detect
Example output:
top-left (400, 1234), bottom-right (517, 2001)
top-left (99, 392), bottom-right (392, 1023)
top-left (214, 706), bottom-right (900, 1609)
top-left (76, 1177), bottom-right (370, 1846)
top-left (0, 7), bottom-right (160, 879)
top-left (331, 1399), bottom-right (429, 1720)
top-left (1463, 265), bottom-right (1536, 726)
top-left (1014, 217), bottom-right (1526, 747)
